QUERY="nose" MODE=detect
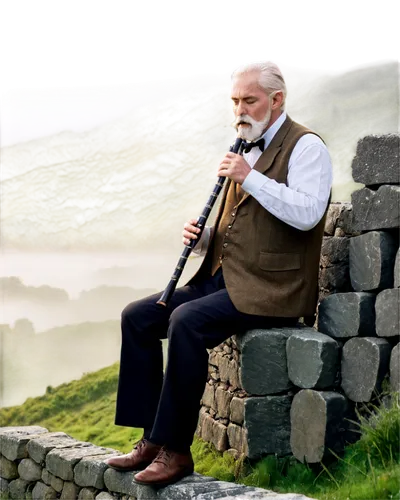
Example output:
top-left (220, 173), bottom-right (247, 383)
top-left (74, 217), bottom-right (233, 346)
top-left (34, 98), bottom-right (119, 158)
top-left (236, 100), bottom-right (247, 116)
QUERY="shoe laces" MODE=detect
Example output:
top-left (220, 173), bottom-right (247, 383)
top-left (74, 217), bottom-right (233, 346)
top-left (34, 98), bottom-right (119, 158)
top-left (153, 447), bottom-right (172, 467)
top-left (132, 438), bottom-right (147, 452)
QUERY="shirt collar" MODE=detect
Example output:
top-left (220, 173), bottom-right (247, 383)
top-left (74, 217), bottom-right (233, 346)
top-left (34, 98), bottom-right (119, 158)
top-left (261, 111), bottom-right (287, 149)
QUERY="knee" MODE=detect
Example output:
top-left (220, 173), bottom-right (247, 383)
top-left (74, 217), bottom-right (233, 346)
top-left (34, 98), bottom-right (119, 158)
top-left (121, 300), bottom-right (141, 326)
top-left (169, 303), bottom-right (193, 329)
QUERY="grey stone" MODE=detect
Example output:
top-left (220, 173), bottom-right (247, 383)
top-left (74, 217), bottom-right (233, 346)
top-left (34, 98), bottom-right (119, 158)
top-left (28, 431), bottom-right (77, 464)
top-left (0, 426), bottom-right (48, 461)
top-left (395, 249), bottom-right (400, 288)
top-left (74, 452), bottom-right (120, 489)
top-left (219, 356), bottom-right (230, 383)
top-left (238, 328), bottom-right (296, 395)
top-left (342, 337), bottom-right (391, 402)
top-left (78, 486), bottom-right (97, 500)
top-left (46, 444), bottom-right (114, 481)
top-left (160, 477), bottom-right (315, 499)
top-left (18, 458), bottom-right (42, 481)
top-left (351, 185), bottom-right (400, 231)
top-left (350, 231), bottom-right (398, 291)
top-left (376, 289), bottom-right (400, 337)
top-left (61, 481), bottom-right (80, 500)
top-left (0, 455), bottom-right (18, 480)
top-left (351, 134), bottom-right (400, 186)
top-left (42, 468), bottom-right (52, 485)
top-left (0, 477), bottom-right (9, 495)
top-left (290, 390), bottom-right (348, 463)
top-left (51, 475), bottom-right (64, 492)
top-left (390, 343), bottom-right (400, 392)
top-left (0, 426), bottom-right (48, 435)
top-left (96, 493), bottom-right (115, 500)
top-left (104, 468), bottom-right (156, 499)
top-left (32, 481), bottom-right (57, 500)
top-left (287, 330), bottom-right (340, 389)
top-left (318, 292), bottom-right (376, 338)
top-left (8, 478), bottom-right (31, 499)
top-left (244, 395), bottom-right (292, 459)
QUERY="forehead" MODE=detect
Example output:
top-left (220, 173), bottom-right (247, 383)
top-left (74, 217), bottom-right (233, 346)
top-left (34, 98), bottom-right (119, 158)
top-left (231, 71), bottom-right (265, 98)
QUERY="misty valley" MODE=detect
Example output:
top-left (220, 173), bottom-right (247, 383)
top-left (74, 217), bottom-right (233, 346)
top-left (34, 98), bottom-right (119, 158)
top-left (0, 269), bottom-right (175, 408)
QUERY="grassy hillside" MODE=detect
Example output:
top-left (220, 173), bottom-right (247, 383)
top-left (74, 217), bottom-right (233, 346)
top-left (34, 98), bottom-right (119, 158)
top-left (3, 64), bottom-right (398, 255)
top-left (1, 363), bottom-right (399, 500)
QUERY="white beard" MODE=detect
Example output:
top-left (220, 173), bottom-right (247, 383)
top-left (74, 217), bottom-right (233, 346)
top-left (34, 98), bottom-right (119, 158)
top-left (233, 107), bottom-right (272, 141)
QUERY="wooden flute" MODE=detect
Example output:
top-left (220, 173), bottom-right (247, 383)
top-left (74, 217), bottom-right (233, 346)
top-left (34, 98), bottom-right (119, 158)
top-left (157, 137), bottom-right (244, 306)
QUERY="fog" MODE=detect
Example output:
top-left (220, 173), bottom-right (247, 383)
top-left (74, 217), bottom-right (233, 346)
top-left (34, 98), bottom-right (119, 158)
top-left (0, 251), bottom-right (201, 407)
top-left (0, 245), bottom-right (200, 333)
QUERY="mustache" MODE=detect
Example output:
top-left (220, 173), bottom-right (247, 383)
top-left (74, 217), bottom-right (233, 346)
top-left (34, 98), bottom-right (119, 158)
top-left (233, 114), bottom-right (256, 128)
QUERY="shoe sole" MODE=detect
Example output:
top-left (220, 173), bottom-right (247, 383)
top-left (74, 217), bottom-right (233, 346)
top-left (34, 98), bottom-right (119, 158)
top-left (106, 461), bottom-right (151, 472)
top-left (133, 467), bottom-right (194, 487)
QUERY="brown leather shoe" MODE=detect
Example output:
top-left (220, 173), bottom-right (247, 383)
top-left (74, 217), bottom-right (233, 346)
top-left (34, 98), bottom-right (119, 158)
top-left (133, 447), bottom-right (194, 486)
top-left (105, 439), bottom-right (162, 471)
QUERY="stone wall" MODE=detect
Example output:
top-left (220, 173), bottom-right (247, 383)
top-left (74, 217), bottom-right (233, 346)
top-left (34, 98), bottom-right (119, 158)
top-left (0, 427), bottom-right (315, 500)
top-left (196, 134), bottom-right (400, 463)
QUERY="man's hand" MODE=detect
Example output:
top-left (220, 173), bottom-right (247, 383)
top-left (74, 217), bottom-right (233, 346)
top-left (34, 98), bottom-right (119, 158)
top-left (182, 218), bottom-right (201, 246)
top-left (218, 152), bottom-right (251, 184)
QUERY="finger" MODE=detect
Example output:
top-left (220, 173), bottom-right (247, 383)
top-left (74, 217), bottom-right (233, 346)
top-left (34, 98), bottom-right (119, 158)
top-left (183, 229), bottom-right (198, 239)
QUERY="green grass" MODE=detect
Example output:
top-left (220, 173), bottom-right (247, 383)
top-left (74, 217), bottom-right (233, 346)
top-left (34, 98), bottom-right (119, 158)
top-left (1, 364), bottom-right (399, 500)
top-left (2, 61), bottom-right (400, 250)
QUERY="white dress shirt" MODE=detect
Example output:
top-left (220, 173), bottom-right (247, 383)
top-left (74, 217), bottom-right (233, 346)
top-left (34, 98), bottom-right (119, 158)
top-left (193, 112), bottom-right (333, 256)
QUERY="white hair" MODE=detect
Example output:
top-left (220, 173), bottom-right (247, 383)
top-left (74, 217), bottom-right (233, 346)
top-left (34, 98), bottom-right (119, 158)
top-left (232, 61), bottom-right (287, 110)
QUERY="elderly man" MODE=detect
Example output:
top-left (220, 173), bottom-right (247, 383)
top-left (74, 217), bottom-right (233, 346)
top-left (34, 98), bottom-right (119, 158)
top-left (106, 61), bottom-right (333, 486)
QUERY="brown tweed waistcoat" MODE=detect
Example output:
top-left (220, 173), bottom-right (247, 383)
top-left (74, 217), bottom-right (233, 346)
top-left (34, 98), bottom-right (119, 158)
top-left (189, 115), bottom-right (328, 318)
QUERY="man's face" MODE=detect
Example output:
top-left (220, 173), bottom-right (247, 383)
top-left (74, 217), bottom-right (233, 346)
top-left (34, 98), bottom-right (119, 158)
top-left (231, 71), bottom-right (272, 141)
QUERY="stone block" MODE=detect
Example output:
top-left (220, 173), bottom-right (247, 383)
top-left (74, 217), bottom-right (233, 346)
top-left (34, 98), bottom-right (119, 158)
top-left (351, 134), bottom-right (400, 186)
top-left (96, 493), bottom-right (115, 500)
top-left (0, 426), bottom-right (48, 461)
top-left (287, 330), bottom-right (340, 389)
top-left (341, 337), bottom-right (391, 402)
top-left (61, 481), bottom-right (80, 500)
top-left (218, 356), bottom-right (230, 383)
top-left (104, 468), bottom-right (156, 499)
top-left (395, 249), bottom-right (400, 288)
top-left (215, 387), bottom-right (233, 419)
top-left (351, 185), bottom-right (400, 231)
top-left (376, 289), bottom-right (400, 337)
top-left (50, 474), bottom-right (64, 492)
top-left (78, 486), bottom-right (97, 500)
top-left (0, 477), bottom-right (9, 495)
top-left (228, 358), bottom-right (240, 390)
top-left (18, 458), bottom-right (42, 481)
top-left (350, 231), bottom-right (398, 291)
top-left (32, 481), bottom-right (57, 500)
top-left (290, 390), bottom-right (349, 463)
top-left (318, 292), bottom-right (376, 338)
top-left (212, 421), bottom-right (228, 452)
top-left (46, 444), bottom-right (114, 481)
top-left (0, 455), bottom-right (18, 480)
top-left (201, 383), bottom-right (215, 409)
top-left (28, 432), bottom-right (77, 464)
top-left (200, 413), bottom-right (214, 443)
top-left (8, 478), bottom-right (32, 499)
top-left (227, 424), bottom-right (248, 455)
top-left (244, 395), bottom-right (292, 459)
top-left (74, 452), bottom-right (120, 489)
top-left (390, 343), bottom-right (400, 392)
top-left (238, 328), bottom-right (296, 395)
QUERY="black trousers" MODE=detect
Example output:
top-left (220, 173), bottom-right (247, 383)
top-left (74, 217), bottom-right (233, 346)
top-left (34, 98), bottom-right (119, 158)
top-left (115, 269), bottom-right (297, 452)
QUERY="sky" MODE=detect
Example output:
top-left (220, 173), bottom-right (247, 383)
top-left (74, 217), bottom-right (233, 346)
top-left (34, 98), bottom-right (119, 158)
top-left (0, 56), bottom-right (390, 147)
top-left (0, 56), bottom-right (279, 147)
top-left (0, 75), bottom-right (231, 147)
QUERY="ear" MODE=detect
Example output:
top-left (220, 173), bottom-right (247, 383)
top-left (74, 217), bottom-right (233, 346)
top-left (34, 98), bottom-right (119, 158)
top-left (271, 90), bottom-right (284, 110)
